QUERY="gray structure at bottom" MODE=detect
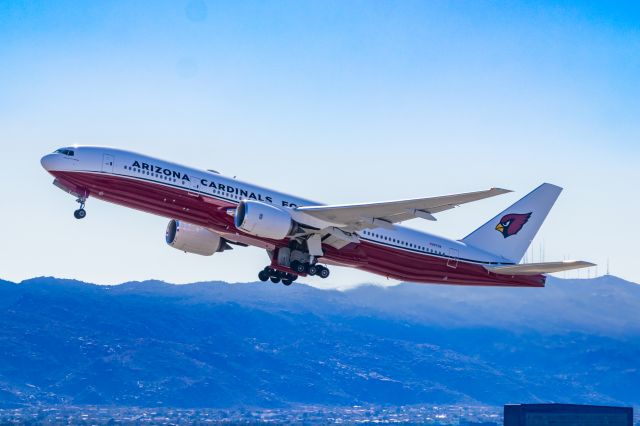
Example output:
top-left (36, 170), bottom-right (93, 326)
top-left (504, 404), bottom-right (633, 426)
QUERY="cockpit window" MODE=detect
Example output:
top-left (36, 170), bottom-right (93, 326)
top-left (55, 149), bottom-right (75, 156)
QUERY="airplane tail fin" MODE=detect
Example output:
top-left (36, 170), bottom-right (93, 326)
top-left (462, 183), bottom-right (562, 263)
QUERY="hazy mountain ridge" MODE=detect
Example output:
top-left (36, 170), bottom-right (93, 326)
top-left (0, 275), bottom-right (638, 408)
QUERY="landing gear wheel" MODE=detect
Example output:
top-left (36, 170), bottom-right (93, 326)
top-left (292, 261), bottom-right (307, 274)
top-left (258, 270), bottom-right (269, 282)
top-left (318, 266), bottom-right (330, 279)
top-left (74, 194), bottom-right (88, 219)
top-left (308, 264), bottom-right (318, 276)
top-left (282, 279), bottom-right (293, 286)
top-left (270, 276), bottom-right (281, 284)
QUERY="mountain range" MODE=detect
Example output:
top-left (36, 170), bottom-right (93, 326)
top-left (0, 275), bottom-right (638, 409)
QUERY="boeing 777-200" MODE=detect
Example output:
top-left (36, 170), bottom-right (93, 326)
top-left (41, 146), bottom-right (593, 287)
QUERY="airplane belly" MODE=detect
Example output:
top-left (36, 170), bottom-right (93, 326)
top-left (48, 169), bottom-right (546, 288)
top-left (353, 241), bottom-right (545, 287)
top-left (49, 170), bottom-right (235, 231)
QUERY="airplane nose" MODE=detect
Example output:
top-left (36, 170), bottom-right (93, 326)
top-left (40, 154), bottom-right (57, 171)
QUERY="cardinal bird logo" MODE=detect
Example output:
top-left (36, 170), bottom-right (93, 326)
top-left (495, 212), bottom-right (532, 238)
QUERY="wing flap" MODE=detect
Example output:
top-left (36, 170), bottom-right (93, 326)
top-left (487, 261), bottom-right (595, 276)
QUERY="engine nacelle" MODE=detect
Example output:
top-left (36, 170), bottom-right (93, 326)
top-left (165, 220), bottom-right (227, 256)
top-left (234, 200), bottom-right (294, 240)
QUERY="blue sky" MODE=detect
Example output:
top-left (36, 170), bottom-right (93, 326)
top-left (1, 1), bottom-right (638, 287)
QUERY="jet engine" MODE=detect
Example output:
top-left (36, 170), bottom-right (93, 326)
top-left (234, 200), bottom-right (294, 240)
top-left (165, 220), bottom-right (230, 256)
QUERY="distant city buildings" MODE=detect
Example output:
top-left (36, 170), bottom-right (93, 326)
top-left (0, 404), bottom-right (637, 424)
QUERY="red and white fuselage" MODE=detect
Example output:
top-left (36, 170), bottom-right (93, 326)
top-left (41, 146), bottom-right (592, 287)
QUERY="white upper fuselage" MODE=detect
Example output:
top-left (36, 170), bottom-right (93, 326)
top-left (41, 146), bottom-right (508, 266)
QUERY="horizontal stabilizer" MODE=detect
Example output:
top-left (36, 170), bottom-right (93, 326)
top-left (486, 261), bottom-right (595, 276)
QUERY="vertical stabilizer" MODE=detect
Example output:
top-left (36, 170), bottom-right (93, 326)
top-left (462, 183), bottom-right (562, 263)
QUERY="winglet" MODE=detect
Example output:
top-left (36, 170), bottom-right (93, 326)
top-left (491, 187), bottom-right (513, 195)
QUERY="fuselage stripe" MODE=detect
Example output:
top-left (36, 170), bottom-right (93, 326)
top-left (68, 169), bottom-right (513, 267)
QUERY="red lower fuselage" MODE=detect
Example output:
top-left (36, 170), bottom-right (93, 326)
top-left (51, 170), bottom-right (545, 287)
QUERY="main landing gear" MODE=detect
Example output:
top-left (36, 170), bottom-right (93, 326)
top-left (259, 242), bottom-right (332, 287)
top-left (290, 261), bottom-right (330, 279)
top-left (258, 267), bottom-right (298, 286)
top-left (257, 263), bottom-right (331, 287)
top-left (74, 196), bottom-right (87, 220)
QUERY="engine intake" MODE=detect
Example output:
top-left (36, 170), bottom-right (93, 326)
top-left (234, 200), bottom-right (294, 240)
top-left (166, 220), bottom-right (229, 256)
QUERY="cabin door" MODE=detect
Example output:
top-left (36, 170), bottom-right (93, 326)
top-left (102, 154), bottom-right (114, 173)
top-left (447, 248), bottom-right (459, 269)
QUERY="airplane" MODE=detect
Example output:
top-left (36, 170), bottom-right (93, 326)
top-left (41, 146), bottom-right (594, 287)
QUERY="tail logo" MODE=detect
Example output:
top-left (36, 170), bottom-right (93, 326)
top-left (495, 213), bottom-right (532, 238)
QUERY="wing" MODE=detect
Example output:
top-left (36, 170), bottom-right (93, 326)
top-left (486, 261), bottom-right (595, 276)
top-left (296, 187), bottom-right (512, 231)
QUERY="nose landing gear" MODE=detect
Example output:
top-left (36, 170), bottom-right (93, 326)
top-left (74, 196), bottom-right (87, 220)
